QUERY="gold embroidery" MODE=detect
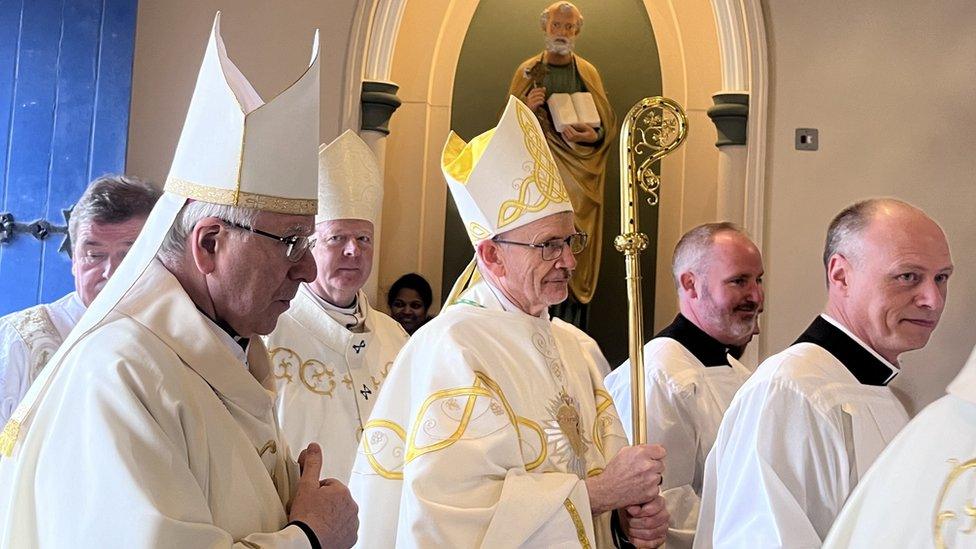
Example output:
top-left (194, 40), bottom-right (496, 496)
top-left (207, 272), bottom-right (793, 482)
top-left (405, 386), bottom-right (491, 463)
top-left (593, 389), bottom-right (614, 457)
top-left (0, 419), bottom-right (20, 457)
top-left (341, 373), bottom-right (353, 390)
top-left (934, 457), bottom-right (976, 547)
top-left (8, 304), bottom-right (62, 379)
top-left (361, 419), bottom-right (407, 480)
top-left (268, 347), bottom-right (296, 383)
top-left (586, 467), bottom-right (604, 478)
top-left (268, 347), bottom-right (337, 397)
top-left (563, 498), bottom-right (592, 549)
top-left (257, 440), bottom-right (277, 457)
top-left (518, 417), bottom-right (547, 471)
top-left (544, 389), bottom-right (590, 477)
top-left (496, 103), bottom-right (570, 228)
top-left (164, 177), bottom-right (317, 215)
top-left (467, 222), bottom-right (490, 242)
top-left (370, 361), bottom-right (394, 390)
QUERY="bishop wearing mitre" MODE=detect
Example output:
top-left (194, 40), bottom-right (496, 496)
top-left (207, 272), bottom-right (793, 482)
top-left (349, 96), bottom-right (670, 548)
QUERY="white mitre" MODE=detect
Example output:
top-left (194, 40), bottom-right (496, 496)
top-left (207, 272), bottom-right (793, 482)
top-left (0, 12), bottom-right (320, 456)
top-left (316, 130), bottom-right (382, 224)
top-left (441, 94), bottom-right (573, 245)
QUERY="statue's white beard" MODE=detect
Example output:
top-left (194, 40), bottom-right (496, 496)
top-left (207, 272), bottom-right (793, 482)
top-left (545, 36), bottom-right (575, 56)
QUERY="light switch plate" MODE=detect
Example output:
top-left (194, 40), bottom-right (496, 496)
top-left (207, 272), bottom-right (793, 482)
top-left (796, 128), bottom-right (818, 151)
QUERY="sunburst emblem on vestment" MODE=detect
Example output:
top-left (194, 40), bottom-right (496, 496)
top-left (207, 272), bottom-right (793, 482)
top-left (543, 388), bottom-right (590, 478)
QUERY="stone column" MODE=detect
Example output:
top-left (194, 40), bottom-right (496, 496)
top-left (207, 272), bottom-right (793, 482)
top-left (359, 80), bottom-right (402, 303)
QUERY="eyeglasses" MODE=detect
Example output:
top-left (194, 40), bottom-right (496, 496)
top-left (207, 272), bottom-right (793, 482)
top-left (492, 232), bottom-right (588, 261)
top-left (222, 220), bottom-right (315, 263)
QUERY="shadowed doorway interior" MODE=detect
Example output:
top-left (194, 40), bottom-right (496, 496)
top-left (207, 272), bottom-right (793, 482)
top-left (444, 0), bottom-right (663, 366)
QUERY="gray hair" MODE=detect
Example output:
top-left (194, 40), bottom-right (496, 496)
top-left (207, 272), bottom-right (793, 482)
top-left (822, 197), bottom-right (914, 271)
top-left (671, 222), bottom-right (746, 288)
top-left (68, 174), bottom-right (161, 253)
top-left (539, 2), bottom-right (584, 32)
top-left (157, 201), bottom-right (260, 265)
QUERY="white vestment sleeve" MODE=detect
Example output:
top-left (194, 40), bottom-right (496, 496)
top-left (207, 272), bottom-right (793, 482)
top-left (0, 324), bottom-right (30, 426)
top-left (3, 344), bottom-right (309, 549)
top-left (702, 382), bottom-right (849, 548)
top-left (644, 372), bottom-right (700, 548)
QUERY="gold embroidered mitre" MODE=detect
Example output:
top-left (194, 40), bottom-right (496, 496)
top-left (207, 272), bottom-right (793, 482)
top-left (441, 95), bottom-right (573, 245)
top-left (163, 12), bottom-right (320, 215)
top-left (317, 130), bottom-right (383, 224)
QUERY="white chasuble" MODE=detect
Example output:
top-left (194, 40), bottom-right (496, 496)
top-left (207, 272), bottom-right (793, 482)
top-left (695, 315), bottom-right (908, 548)
top-left (0, 291), bottom-right (85, 425)
top-left (0, 261), bottom-right (309, 548)
top-left (605, 314), bottom-right (751, 549)
top-left (266, 284), bottom-right (408, 482)
top-left (349, 281), bottom-right (627, 548)
top-left (824, 346), bottom-right (976, 548)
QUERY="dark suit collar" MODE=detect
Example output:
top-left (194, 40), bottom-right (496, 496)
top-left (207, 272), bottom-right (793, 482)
top-left (794, 315), bottom-right (898, 386)
top-left (655, 314), bottom-right (731, 367)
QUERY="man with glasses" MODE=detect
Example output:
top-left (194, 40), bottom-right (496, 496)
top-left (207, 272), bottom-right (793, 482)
top-left (0, 175), bottom-right (160, 425)
top-left (350, 96), bottom-right (669, 548)
top-left (0, 16), bottom-right (358, 548)
top-left (265, 130), bottom-right (408, 484)
top-left (604, 222), bottom-right (763, 548)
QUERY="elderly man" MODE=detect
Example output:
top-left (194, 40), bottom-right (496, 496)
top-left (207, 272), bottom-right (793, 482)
top-left (350, 96), bottom-right (668, 548)
top-left (823, 346), bottom-right (974, 547)
top-left (266, 130), bottom-right (408, 483)
top-left (0, 175), bottom-right (159, 424)
top-left (696, 198), bottom-right (953, 548)
top-left (605, 222), bottom-right (762, 548)
top-left (0, 14), bottom-right (358, 548)
top-left (508, 1), bottom-right (615, 312)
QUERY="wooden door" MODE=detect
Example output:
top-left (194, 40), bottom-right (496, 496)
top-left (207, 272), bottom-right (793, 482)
top-left (0, 0), bottom-right (138, 316)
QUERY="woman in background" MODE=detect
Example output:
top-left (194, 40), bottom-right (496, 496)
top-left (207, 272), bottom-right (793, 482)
top-left (387, 273), bottom-right (434, 335)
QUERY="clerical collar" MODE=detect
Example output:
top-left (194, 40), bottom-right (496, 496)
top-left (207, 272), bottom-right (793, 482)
top-left (655, 314), bottom-right (731, 367)
top-left (794, 314), bottom-right (898, 386)
top-left (197, 309), bottom-right (249, 368)
top-left (308, 286), bottom-right (365, 331)
top-left (194, 305), bottom-right (249, 353)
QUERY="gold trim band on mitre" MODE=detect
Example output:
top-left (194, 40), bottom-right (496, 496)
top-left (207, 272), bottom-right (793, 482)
top-left (165, 177), bottom-right (317, 215)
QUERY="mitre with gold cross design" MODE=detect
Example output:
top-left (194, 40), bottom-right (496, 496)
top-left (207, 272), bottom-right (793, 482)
top-left (441, 95), bottom-right (573, 245)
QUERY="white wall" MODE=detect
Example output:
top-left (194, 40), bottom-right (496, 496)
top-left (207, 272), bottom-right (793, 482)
top-left (126, 0), bottom-right (358, 183)
top-left (761, 0), bottom-right (976, 414)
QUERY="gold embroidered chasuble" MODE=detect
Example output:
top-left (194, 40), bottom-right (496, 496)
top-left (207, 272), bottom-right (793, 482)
top-left (508, 54), bottom-right (617, 304)
top-left (349, 280), bottom-right (627, 548)
top-left (265, 283), bottom-right (408, 483)
top-left (0, 260), bottom-right (310, 548)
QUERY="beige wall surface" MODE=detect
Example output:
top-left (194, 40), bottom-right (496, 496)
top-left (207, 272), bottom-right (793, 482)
top-left (761, 1), bottom-right (976, 414)
top-left (126, 0), bottom-right (358, 184)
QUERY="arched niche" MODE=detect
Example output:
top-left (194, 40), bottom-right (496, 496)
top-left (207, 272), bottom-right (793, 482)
top-left (354, 0), bottom-right (767, 359)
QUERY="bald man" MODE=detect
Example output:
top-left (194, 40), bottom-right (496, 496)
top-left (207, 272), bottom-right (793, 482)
top-left (606, 222), bottom-right (762, 549)
top-left (696, 198), bottom-right (953, 548)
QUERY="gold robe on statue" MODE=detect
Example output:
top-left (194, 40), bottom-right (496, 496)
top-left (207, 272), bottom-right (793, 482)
top-left (508, 53), bottom-right (616, 304)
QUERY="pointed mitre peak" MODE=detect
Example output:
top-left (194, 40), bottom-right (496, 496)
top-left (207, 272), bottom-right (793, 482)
top-left (163, 12), bottom-right (321, 215)
top-left (316, 130), bottom-right (383, 224)
top-left (441, 95), bottom-right (573, 245)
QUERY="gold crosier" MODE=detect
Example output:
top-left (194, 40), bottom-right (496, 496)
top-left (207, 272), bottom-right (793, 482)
top-left (614, 97), bottom-right (688, 444)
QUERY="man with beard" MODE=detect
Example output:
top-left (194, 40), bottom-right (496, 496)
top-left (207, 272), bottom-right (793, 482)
top-left (696, 198), bottom-right (953, 548)
top-left (0, 14), bottom-right (359, 547)
top-left (0, 175), bottom-right (159, 425)
top-left (605, 222), bottom-right (763, 549)
top-left (350, 96), bottom-right (669, 548)
top-left (507, 1), bottom-right (616, 319)
top-left (265, 130), bottom-right (408, 484)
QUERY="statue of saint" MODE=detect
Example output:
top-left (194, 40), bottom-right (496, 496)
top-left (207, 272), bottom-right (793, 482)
top-left (509, 1), bottom-right (616, 321)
